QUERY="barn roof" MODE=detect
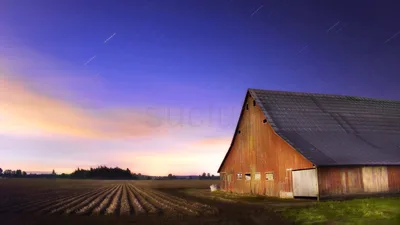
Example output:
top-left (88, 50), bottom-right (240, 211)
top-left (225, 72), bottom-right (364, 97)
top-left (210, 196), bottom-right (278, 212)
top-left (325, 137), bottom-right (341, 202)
top-left (218, 89), bottom-right (400, 172)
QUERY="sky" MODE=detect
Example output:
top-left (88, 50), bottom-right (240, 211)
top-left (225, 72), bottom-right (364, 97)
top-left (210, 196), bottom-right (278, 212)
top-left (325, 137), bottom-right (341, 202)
top-left (1, 0), bottom-right (400, 175)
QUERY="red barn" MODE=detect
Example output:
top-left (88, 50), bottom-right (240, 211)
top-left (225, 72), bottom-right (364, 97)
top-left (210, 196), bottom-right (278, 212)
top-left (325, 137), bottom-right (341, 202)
top-left (218, 89), bottom-right (400, 199)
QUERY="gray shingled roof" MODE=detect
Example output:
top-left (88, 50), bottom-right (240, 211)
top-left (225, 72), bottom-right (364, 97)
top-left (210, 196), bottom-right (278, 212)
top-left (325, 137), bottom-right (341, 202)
top-left (249, 89), bottom-right (400, 166)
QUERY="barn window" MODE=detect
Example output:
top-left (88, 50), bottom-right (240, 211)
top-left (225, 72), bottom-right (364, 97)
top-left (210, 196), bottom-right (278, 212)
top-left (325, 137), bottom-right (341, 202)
top-left (237, 173), bottom-right (242, 180)
top-left (253, 100), bottom-right (256, 106)
top-left (263, 119), bottom-right (267, 124)
top-left (245, 173), bottom-right (251, 181)
top-left (266, 172), bottom-right (274, 181)
top-left (246, 103), bottom-right (249, 110)
top-left (254, 172), bottom-right (261, 180)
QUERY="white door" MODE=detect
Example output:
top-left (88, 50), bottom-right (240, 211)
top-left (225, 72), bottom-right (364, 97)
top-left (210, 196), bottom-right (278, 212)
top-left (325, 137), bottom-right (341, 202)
top-left (292, 169), bottom-right (318, 197)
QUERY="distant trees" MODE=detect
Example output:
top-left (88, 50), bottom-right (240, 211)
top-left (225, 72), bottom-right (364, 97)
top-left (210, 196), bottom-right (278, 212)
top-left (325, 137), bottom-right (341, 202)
top-left (199, 172), bottom-right (220, 180)
top-left (1, 169), bottom-right (28, 178)
top-left (167, 174), bottom-right (177, 179)
top-left (70, 166), bottom-right (140, 180)
top-left (0, 166), bottom-right (220, 181)
top-left (59, 173), bottom-right (69, 178)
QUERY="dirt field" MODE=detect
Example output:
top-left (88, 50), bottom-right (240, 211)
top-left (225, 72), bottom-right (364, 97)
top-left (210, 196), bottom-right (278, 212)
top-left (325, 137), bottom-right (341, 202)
top-left (0, 179), bottom-right (290, 225)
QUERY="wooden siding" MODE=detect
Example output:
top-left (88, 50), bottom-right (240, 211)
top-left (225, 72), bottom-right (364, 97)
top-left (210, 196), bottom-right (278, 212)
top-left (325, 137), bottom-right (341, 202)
top-left (219, 95), bottom-right (313, 198)
top-left (388, 166), bottom-right (400, 192)
top-left (318, 166), bottom-right (400, 198)
top-left (362, 167), bottom-right (389, 193)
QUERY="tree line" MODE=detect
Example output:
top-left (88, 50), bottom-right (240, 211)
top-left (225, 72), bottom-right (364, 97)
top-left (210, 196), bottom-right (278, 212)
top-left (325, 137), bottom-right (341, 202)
top-left (0, 167), bottom-right (220, 180)
top-left (0, 168), bottom-right (56, 178)
top-left (69, 166), bottom-right (152, 180)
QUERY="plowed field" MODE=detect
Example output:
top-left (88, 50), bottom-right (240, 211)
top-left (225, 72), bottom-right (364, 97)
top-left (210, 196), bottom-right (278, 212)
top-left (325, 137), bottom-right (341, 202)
top-left (0, 179), bottom-right (288, 225)
top-left (0, 183), bottom-right (217, 216)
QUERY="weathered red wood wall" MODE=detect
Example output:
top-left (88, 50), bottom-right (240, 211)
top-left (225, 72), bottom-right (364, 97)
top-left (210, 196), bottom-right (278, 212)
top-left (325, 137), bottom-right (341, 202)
top-left (388, 166), bottom-right (400, 192)
top-left (219, 94), bottom-right (313, 198)
top-left (318, 166), bottom-right (400, 198)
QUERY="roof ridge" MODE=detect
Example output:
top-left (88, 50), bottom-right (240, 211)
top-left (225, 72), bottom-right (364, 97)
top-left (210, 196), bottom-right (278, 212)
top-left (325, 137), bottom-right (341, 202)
top-left (248, 88), bottom-right (400, 103)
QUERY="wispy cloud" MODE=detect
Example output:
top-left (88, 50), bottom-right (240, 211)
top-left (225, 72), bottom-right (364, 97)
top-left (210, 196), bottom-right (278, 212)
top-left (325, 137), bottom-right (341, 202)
top-left (295, 45), bottom-right (309, 56)
top-left (326, 21), bottom-right (341, 33)
top-left (384, 31), bottom-right (400, 43)
top-left (335, 23), bottom-right (347, 33)
top-left (83, 55), bottom-right (96, 65)
top-left (194, 137), bottom-right (231, 148)
top-left (0, 75), bottom-right (167, 139)
top-left (251, 5), bottom-right (264, 17)
top-left (104, 33), bottom-right (116, 44)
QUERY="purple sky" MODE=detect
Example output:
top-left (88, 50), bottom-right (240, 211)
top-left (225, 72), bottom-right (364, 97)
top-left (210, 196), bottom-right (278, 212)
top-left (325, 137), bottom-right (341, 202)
top-left (1, 0), bottom-right (400, 175)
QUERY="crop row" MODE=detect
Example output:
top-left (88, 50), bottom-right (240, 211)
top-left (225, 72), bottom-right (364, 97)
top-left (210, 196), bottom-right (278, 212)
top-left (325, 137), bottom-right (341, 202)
top-left (0, 184), bottom-right (217, 216)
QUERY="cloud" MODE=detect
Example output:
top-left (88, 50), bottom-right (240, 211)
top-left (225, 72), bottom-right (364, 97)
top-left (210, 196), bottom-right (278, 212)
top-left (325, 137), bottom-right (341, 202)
top-left (194, 136), bottom-right (231, 147)
top-left (0, 74), bottom-right (167, 139)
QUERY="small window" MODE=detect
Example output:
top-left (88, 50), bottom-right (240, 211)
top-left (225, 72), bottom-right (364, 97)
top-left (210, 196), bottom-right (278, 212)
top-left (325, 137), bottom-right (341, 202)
top-left (254, 172), bottom-right (261, 180)
top-left (245, 173), bottom-right (251, 181)
top-left (253, 100), bottom-right (256, 106)
top-left (237, 173), bottom-right (242, 180)
top-left (263, 119), bottom-right (267, 124)
top-left (246, 103), bottom-right (249, 110)
top-left (266, 172), bottom-right (274, 181)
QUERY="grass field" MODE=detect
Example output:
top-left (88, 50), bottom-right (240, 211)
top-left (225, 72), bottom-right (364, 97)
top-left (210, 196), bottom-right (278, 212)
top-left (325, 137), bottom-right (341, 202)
top-left (1, 179), bottom-right (398, 225)
top-left (282, 197), bottom-right (400, 225)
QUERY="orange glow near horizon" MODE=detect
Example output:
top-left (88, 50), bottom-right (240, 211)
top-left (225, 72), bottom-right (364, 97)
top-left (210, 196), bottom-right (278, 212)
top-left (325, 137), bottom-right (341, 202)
top-left (0, 59), bottom-right (231, 175)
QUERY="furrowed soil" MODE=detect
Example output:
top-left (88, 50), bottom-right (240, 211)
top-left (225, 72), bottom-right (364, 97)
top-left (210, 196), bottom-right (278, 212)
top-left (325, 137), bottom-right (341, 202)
top-left (0, 179), bottom-right (291, 225)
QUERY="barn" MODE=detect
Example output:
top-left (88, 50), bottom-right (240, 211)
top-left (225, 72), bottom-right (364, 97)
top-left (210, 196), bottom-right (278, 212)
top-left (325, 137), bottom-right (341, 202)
top-left (217, 89), bottom-right (400, 199)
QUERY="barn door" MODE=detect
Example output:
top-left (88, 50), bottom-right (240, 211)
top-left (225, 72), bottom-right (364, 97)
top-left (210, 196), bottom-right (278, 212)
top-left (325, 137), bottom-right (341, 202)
top-left (292, 169), bottom-right (318, 197)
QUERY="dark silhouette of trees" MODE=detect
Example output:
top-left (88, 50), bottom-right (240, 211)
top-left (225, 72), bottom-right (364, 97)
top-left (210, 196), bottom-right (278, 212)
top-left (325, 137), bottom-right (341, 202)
top-left (69, 166), bottom-right (133, 179)
top-left (199, 172), bottom-right (220, 180)
top-left (167, 174), bottom-right (177, 179)
top-left (4, 170), bottom-right (12, 176)
top-left (0, 166), bottom-right (219, 180)
top-left (15, 170), bottom-right (22, 177)
top-left (0, 169), bottom-right (29, 178)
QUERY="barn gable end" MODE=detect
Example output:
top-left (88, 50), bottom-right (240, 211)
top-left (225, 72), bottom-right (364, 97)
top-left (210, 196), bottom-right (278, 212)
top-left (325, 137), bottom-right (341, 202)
top-left (218, 92), bottom-right (313, 197)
